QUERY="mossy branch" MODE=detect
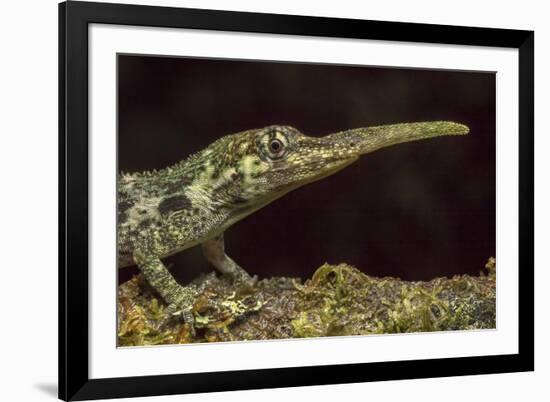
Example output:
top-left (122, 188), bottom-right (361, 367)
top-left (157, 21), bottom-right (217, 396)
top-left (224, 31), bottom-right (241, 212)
top-left (118, 258), bottom-right (496, 346)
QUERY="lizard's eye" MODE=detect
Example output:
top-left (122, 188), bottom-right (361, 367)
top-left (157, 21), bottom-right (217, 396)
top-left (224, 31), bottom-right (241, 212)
top-left (265, 135), bottom-right (287, 160)
top-left (258, 128), bottom-right (290, 161)
top-left (269, 139), bottom-right (283, 154)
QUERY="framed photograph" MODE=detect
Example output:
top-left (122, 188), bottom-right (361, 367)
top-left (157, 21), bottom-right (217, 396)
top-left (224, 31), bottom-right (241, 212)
top-left (59, 1), bottom-right (534, 400)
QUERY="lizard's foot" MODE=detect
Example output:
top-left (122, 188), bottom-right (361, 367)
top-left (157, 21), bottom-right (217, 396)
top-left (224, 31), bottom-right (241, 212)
top-left (134, 252), bottom-right (206, 335)
top-left (163, 302), bottom-right (196, 335)
top-left (215, 260), bottom-right (258, 290)
top-left (160, 283), bottom-right (206, 335)
top-left (229, 270), bottom-right (258, 292)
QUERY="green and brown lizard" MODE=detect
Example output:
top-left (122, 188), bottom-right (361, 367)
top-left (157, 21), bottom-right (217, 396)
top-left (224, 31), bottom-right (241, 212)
top-left (118, 121), bottom-right (469, 325)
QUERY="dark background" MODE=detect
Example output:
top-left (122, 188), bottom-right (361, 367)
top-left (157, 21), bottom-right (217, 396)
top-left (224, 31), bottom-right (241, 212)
top-left (118, 54), bottom-right (495, 284)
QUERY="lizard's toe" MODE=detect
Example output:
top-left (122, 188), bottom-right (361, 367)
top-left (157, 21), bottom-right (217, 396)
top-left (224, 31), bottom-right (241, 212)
top-left (160, 301), bottom-right (196, 335)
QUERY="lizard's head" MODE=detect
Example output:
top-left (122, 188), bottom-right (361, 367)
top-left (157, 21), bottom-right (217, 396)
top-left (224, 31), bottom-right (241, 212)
top-left (199, 122), bottom-right (468, 209)
top-left (238, 125), bottom-right (363, 197)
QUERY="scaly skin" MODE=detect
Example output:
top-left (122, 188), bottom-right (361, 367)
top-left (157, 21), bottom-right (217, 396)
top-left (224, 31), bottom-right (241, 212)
top-left (117, 121), bottom-right (469, 325)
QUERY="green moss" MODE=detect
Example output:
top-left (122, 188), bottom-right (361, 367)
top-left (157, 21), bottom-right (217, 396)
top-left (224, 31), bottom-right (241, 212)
top-left (118, 258), bottom-right (496, 346)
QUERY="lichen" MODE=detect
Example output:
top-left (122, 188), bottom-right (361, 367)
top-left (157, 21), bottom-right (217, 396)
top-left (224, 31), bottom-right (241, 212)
top-left (117, 258), bottom-right (496, 346)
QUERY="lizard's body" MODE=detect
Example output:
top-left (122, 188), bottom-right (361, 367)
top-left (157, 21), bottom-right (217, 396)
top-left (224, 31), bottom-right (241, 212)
top-left (117, 122), bottom-right (469, 324)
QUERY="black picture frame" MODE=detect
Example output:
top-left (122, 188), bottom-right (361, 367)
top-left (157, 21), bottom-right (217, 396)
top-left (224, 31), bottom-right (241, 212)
top-left (59, 1), bottom-right (534, 400)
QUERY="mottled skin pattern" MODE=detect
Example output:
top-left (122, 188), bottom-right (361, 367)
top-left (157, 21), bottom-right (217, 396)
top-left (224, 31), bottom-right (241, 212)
top-left (118, 121), bottom-right (469, 325)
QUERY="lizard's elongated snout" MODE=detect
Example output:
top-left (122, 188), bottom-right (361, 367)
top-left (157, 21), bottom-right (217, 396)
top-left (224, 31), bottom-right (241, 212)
top-left (324, 121), bottom-right (469, 158)
top-left (284, 121), bottom-right (469, 188)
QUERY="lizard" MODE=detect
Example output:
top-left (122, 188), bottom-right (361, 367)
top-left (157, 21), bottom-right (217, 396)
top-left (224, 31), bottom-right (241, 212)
top-left (117, 121), bottom-right (469, 326)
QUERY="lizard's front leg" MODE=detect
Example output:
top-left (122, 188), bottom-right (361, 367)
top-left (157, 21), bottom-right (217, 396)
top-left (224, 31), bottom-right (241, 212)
top-left (202, 233), bottom-right (257, 287)
top-left (133, 250), bottom-right (203, 325)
